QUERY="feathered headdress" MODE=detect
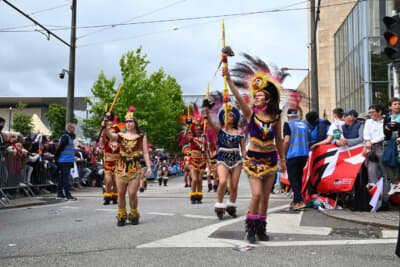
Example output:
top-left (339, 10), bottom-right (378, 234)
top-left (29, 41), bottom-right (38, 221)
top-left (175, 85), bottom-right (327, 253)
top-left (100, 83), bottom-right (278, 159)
top-left (125, 106), bottom-right (136, 120)
top-left (208, 91), bottom-right (248, 139)
top-left (231, 53), bottom-right (289, 107)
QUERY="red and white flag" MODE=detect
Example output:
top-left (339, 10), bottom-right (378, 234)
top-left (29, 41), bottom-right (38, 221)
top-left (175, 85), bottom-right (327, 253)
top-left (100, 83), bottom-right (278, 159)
top-left (302, 144), bottom-right (365, 203)
top-left (369, 178), bottom-right (383, 212)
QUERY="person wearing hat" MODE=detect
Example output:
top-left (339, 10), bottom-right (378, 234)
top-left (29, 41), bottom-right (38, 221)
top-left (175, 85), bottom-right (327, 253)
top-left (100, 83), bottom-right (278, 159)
top-left (357, 112), bottom-right (370, 124)
top-left (311, 108), bottom-right (344, 150)
top-left (203, 102), bottom-right (246, 220)
top-left (335, 109), bottom-right (364, 147)
top-left (283, 109), bottom-right (310, 210)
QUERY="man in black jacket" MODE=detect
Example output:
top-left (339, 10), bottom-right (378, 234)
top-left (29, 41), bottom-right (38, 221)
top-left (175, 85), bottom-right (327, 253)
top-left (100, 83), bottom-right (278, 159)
top-left (54, 123), bottom-right (77, 200)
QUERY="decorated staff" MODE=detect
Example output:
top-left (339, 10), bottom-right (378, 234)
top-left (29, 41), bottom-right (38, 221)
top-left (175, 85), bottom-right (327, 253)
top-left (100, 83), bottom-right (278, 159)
top-left (221, 20), bottom-right (235, 126)
top-left (97, 84), bottom-right (123, 141)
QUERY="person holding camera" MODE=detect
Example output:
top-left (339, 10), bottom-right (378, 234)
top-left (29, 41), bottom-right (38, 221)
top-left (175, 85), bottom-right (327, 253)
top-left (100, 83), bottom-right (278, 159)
top-left (383, 97), bottom-right (400, 184)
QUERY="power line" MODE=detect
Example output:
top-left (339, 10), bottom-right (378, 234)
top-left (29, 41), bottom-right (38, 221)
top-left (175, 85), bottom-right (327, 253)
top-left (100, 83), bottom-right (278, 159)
top-left (77, 0), bottom-right (188, 39)
top-left (79, 0), bottom-right (309, 48)
top-left (0, 0), bottom-right (357, 33)
top-left (28, 3), bottom-right (69, 16)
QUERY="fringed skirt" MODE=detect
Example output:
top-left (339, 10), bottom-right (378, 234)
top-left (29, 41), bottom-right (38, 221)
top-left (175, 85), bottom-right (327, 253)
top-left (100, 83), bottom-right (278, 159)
top-left (243, 150), bottom-right (278, 179)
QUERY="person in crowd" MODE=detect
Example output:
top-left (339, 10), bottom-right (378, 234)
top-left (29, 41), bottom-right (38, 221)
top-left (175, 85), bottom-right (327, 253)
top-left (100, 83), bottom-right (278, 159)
top-left (75, 145), bottom-right (92, 186)
top-left (357, 112), bottom-right (369, 124)
top-left (54, 123), bottom-right (77, 200)
top-left (41, 136), bottom-right (57, 184)
top-left (283, 109), bottom-right (310, 210)
top-left (334, 109), bottom-right (364, 147)
top-left (101, 121), bottom-right (120, 204)
top-left (311, 108), bottom-right (344, 149)
top-left (0, 117), bottom-right (9, 188)
top-left (102, 107), bottom-right (152, 226)
top-left (23, 137), bottom-right (41, 186)
top-left (304, 111), bottom-right (330, 146)
top-left (363, 104), bottom-right (390, 207)
top-left (383, 97), bottom-right (400, 184)
top-left (203, 102), bottom-right (246, 219)
top-left (183, 152), bottom-right (191, 188)
top-left (223, 54), bottom-right (286, 243)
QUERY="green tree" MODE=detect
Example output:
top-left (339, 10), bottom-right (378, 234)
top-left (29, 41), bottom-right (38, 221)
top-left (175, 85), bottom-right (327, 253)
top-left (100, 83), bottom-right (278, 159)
top-left (45, 104), bottom-right (78, 138)
top-left (11, 102), bottom-right (34, 136)
top-left (83, 47), bottom-right (185, 152)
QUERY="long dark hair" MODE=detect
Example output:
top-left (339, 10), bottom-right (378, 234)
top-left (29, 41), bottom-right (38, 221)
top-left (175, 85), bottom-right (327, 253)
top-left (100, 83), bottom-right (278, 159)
top-left (254, 91), bottom-right (280, 116)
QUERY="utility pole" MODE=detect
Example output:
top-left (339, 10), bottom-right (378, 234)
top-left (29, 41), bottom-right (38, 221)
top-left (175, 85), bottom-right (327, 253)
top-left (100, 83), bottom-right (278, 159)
top-left (310, 0), bottom-right (319, 112)
top-left (66, 0), bottom-right (77, 124)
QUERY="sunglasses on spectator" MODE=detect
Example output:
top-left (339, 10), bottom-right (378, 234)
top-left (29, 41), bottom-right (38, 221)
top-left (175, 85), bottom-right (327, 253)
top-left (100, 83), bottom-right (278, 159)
top-left (126, 120), bottom-right (134, 123)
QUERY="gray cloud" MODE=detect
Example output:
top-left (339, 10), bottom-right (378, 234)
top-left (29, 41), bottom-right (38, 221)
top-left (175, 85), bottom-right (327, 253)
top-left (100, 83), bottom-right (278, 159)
top-left (0, 0), bottom-right (308, 99)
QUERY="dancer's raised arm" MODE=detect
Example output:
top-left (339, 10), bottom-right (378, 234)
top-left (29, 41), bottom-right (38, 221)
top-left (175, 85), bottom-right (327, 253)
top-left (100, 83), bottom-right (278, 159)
top-left (222, 67), bottom-right (252, 122)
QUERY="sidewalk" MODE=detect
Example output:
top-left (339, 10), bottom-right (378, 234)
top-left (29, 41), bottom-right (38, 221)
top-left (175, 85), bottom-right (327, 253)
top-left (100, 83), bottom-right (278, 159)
top-left (321, 208), bottom-right (399, 229)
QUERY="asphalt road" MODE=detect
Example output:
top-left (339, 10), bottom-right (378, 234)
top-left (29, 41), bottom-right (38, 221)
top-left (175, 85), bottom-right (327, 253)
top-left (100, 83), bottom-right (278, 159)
top-left (0, 174), bottom-right (399, 266)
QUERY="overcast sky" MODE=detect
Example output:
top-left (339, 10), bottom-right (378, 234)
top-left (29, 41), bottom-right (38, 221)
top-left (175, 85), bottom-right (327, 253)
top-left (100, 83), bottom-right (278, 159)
top-left (0, 0), bottom-right (308, 100)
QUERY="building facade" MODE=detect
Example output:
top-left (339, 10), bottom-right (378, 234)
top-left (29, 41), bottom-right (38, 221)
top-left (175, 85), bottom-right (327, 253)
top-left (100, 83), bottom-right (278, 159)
top-left (298, 0), bottom-right (399, 119)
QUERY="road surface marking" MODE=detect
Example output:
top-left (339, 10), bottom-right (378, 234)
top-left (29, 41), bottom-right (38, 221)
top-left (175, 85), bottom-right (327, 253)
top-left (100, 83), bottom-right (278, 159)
top-left (137, 204), bottom-right (288, 248)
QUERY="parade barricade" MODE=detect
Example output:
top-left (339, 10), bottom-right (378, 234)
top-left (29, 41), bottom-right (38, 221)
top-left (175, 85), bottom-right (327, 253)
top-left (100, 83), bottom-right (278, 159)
top-left (301, 144), bottom-right (366, 209)
top-left (0, 150), bottom-right (57, 207)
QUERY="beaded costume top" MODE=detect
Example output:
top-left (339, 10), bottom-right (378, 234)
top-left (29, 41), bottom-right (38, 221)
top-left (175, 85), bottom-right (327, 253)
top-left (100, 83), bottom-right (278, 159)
top-left (248, 113), bottom-right (279, 150)
top-left (118, 133), bottom-right (144, 159)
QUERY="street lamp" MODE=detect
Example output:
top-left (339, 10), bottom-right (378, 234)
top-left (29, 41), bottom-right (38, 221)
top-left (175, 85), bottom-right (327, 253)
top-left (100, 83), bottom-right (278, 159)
top-left (8, 106), bottom-right (12, 131)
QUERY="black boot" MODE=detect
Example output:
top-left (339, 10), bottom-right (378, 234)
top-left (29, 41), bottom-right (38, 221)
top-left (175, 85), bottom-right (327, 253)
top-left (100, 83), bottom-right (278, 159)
top-left (128, 211), bottom-right (140, 225)
top-left (213, 183), bottom-right (218, 192)
top-left (208, 183), bottom-right (212, 192)
top-left (226, 206), bottom-right (237, 218)
top-left (112, 198), bottom-right (118, 205)
top-left (139, 187), bottom-right (144, 192)
top-left (103, 197), bottom-right (111, 205)
top-left (163, 178), bottom-right (168, 186)
top-left (214, 203), bottom-right (226, 220)
top-left (116, 211), bottom-right (127, 227)
top-left (158, 178), bottom-right (162, 186)
top-left (255, 219), bottom-right (270, 241)
top-left (245, 219), bottom-right (256, 244)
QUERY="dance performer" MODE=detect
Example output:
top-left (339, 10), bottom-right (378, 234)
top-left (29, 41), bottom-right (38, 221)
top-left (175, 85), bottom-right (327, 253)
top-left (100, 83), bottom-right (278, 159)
top-left (185, 115), bottom-right (208, 204)
top-left (102, 119), bottom-right (120, 205)
top-left (203, 102), bottom-right (246, 219)
top-left (223, 54), bottom-right (287, 243)
top-left (207, 145), bottom-right (218, 192)
top-left (157, 154), bottom-right (169, 186)
top-left (102, 107), bottom-right (152, 226)
top-left (183, 151), bottom-right (191, 188)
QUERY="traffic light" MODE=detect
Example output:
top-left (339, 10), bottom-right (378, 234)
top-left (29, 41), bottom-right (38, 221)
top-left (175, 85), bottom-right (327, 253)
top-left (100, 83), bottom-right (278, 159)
top-left (383, 14), bottom-right (400, 63)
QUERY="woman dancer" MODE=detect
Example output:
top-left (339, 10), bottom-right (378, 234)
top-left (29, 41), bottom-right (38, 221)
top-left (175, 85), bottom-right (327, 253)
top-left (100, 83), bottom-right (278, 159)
top-left (183, 151), bottom-right (191, 188)
top-left (185, 116), bottom-right (208, 204)
top-left (102, 120), bottom-right (120, 205)
top-left (207, 144), bottom-right (218, 192)
top-left (222, 54), bottom-right (287, 243)
top-left (203, 103), bottom-right (246, 219)
top-left (102, 107), bottom-right (152, 226)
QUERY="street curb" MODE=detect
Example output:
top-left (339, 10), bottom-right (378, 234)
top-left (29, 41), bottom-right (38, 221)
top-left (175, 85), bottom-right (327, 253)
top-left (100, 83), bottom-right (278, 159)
top-left (319, 210), bottom-right (399, 230)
